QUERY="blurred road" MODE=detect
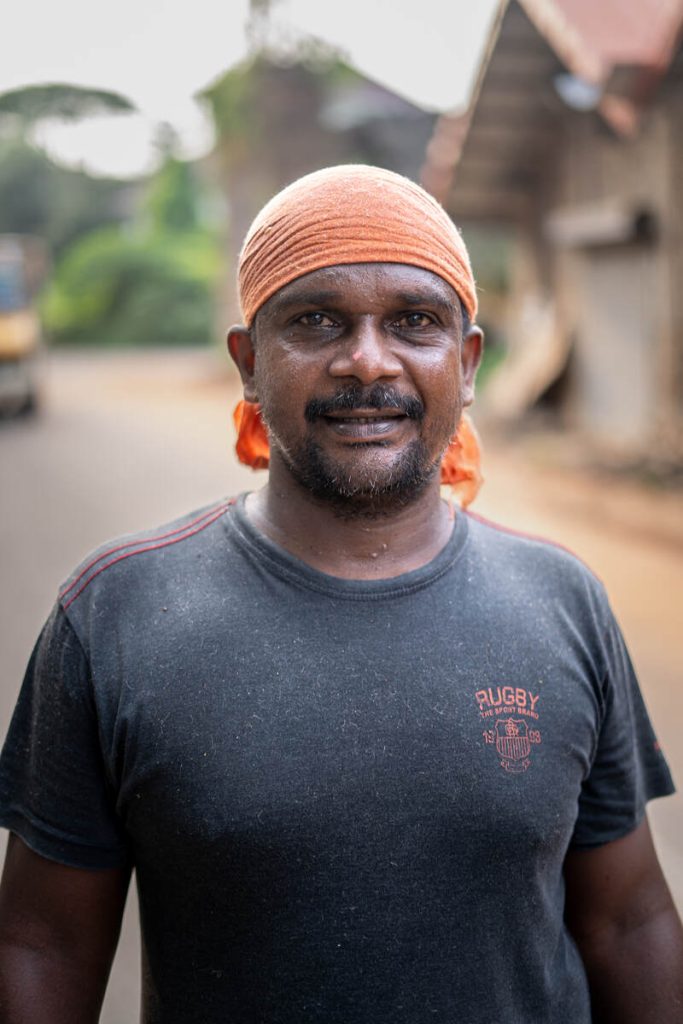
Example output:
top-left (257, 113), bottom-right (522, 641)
top-left (1, 349), bottom-right (682, 1022)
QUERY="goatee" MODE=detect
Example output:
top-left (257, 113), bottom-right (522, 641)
top-left (282, 435), bottom-right (442, 519)
top-left (260, 382), bottom-right (452, 518)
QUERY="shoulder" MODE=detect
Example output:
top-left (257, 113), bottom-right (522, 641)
top-left (59, 497), bottom-right (237, 615)
top-left (463, 509), bottom-right (608, 609)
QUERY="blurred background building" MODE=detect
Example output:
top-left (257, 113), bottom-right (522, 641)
top-left (422, 0), bottom-right (683, 472)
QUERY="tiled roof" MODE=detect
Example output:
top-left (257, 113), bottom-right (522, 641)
top-left (549, 0), bottom-right (683, 69)
top-left (521, 0), bottom-right (683, 82)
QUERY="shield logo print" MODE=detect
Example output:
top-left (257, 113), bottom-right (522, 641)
top-left (496, 718), bottom-right (531, 773)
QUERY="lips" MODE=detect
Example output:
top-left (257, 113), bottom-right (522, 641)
top-left (321, 409), bottom-right (408, 439)
top-left (305, 386), bottom-right (424, 424)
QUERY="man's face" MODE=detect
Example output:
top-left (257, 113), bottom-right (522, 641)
top-left (230, 262), bottom-right (481, 513)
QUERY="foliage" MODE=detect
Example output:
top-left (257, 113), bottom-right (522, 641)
top-left (0, 83), bottom-right (134, 125)
top-left (42, 155), bottom-right (219, 348)
top-left (0, 82), bottom-right (221, 348)
top-left (0, 81), bottom-right (138, 257)
top-left (42, 224), bottom-right (219, 347)
top-left (146, 157), bottom-right (200, 234)
top-left (0, 139), bottom-right (130, 256)
top-left (201, 60), bottom-right (258, 146)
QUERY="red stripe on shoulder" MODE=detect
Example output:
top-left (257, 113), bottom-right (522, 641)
top-left (61, 500), bottom-right (235, 611)
top-left (465, 510), bottom-right (601, 581)
top-left (60, 501), bottom-right (233, 602)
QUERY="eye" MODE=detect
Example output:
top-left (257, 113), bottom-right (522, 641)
top-left (394, 312), bottom-right (435, 329)
top-left (295, 311), bottom-right (338, 328)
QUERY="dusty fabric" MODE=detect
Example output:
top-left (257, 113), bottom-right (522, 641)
top-left (0, 497), bottom-right (675, 1022)
top-left (233, 400), bottom-right (483, 508)
top-left (238, 165), bottom-right (477, 325)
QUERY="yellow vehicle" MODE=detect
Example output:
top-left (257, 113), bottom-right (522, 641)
top-left (0, 235), bottom-right (46, 416)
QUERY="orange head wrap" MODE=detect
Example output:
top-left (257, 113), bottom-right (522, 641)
top-left (238, 164), bottom-right (477, 325)
top-left (233, 164), bottom-right (483, 507)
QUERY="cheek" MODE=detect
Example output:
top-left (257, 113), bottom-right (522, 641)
top-left (254, 353), bottom-right (312, 427)
top-left (421, 361), bottom-right (463, 423)
top-left (255, 350), bottom-right (290, 398)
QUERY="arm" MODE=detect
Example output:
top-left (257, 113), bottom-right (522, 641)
top-left (564, 816), bottom-right (683, 1024)
top-left (0, 833), bottom-right (130, 1024)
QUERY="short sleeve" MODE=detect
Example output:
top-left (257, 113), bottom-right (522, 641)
top-left (571, 611), bottom-right (675, 848)
top-left (0, 603), bottom-right (131, 868)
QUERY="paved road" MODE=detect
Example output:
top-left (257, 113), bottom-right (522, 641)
top-left (1, 349), bottom-right (682, 1021)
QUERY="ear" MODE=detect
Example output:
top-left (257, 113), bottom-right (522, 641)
top-left (227, 325), bottom-right (258, 403)
top-left (460, 325), bottom-right (484, 408)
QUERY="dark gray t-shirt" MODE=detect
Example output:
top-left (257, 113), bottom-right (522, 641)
top-left (0, 495), bottom-right (674, 1023)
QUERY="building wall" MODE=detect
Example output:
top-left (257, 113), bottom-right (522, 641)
top-left (659, 56), bottom-right (683, 453)
top-left (541, 91), bottom-right (682, 456)
top-left (484, 80), bottom-right (683, 460)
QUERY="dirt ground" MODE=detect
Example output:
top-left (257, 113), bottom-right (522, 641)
top-left (1, 349), bottom-right (682, 1022)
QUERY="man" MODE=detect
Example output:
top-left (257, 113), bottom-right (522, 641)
top-left (0, 165), bottom-right (681, 1023)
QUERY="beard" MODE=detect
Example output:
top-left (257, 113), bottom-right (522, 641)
top-left (282, 436), bottom-right (441, 519)
top-left (261, 383), bottom-right (449, 519)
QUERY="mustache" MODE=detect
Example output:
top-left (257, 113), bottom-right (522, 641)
top-left (305, 384), bottom-right (424, 423)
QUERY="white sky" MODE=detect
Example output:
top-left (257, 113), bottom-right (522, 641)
top-left (4, 0), bottom-right (499, 177)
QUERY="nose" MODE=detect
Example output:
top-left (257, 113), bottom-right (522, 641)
top-left (328, 319), bottom-right (402, 384)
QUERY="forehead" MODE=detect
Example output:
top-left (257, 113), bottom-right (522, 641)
top-left (258, 262), bottom-right (460, 319)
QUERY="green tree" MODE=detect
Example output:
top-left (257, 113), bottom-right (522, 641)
top-left (0, 82), bottom-right (138, 255)
top-left (0, 81), bottom-right (221, 348)
top-left (0, 82), bottom-right (133, 127)
top-left (42, 150), bottom-right (220, 347)
top-left (146, 157), bottom-right (200, 234)
top-left (0, 139), bottom-right (132, 255)
top-left (42, 227), bottom-right (219, 347)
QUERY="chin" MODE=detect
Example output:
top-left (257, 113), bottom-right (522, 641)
top-left (283, 438), bottom-right (441, 518)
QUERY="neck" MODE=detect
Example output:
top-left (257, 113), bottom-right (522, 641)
top-left (245, 457), bottom-right (454, 580)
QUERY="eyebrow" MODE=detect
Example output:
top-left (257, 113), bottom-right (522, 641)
top-left (268, 287), bottom-right (457, 315)
top-left (394, 290), bottom-right (456, 313)
top-left (267, 290), bottom-right (343, 315)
